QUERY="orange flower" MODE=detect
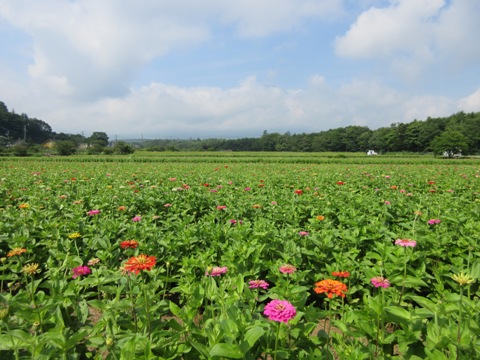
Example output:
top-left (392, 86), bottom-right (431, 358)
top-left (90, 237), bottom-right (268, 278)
top-left (124, 254), bottom-right (156, 274)
top-left (316, 215), bottom-right (325, 221)
top-left (332, 271), bottom-right (350, 278)
top-left (314, 279), bottom-right (348, 298)
top-left (252, 204), bottom-right (262, 209)
top-left (18, 203), bottom-right (29, 209)
top-left (7, 247), bottom-right (27, 257)
top-left (120, 240), bottom-right (139, 249)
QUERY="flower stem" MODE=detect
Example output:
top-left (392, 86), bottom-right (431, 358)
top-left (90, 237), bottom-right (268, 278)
top-left (274, 321), bottom-right (281, 360)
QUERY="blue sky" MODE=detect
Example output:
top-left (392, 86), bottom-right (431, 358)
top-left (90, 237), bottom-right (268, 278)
top-left (0, 0), bottom-right (479, 139)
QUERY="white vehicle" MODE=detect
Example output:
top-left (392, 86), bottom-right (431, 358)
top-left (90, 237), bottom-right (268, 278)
top-left (367, 150), bottom-right (378, 156)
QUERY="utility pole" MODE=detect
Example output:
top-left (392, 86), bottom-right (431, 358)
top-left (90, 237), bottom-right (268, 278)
top-left (23, 125), bottom-right (26, 142)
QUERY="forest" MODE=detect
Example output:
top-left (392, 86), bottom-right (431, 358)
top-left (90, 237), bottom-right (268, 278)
top-left (1, 100), bottom-right (479, 155)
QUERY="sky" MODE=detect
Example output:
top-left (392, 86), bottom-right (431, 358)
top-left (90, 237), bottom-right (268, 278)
top-left (1, 0), bottom-right (479, 140)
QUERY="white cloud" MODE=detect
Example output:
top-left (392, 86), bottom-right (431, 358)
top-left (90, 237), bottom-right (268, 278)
top-left (334, 0), bottom-right (480, 80)
top-left (459, 89), bottom-right (480, 113)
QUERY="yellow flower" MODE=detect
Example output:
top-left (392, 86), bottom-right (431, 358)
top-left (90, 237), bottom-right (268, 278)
top-left (252, 204), bottom-right (262, 209)
top-left (68, 232), bottom-right (81, 239)
top-left (452, 273), bottom-right (475, 286)
top-left (22, 263), bottom-right (40, 275)
top-left (7, 248), bottom-right (27, 257)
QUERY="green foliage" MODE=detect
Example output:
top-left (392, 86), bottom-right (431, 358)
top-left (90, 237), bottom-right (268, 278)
top-left (429, 130), bottom-right (468, 156)
top-left (55, 140), bottom-right (77, 156)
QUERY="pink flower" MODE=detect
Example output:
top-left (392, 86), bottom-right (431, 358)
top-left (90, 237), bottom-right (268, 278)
top-left (427, 219), bottom-right (441, 225)
top-left (384, 201), bottom-right (391, 205)
top-left (216, 205), bottom-right (227, 210)
top-left (395, 239), bottom-right (417, 247)
top-left (244, 187), bottom-right (251, 191)
top-left (249, 280), bottom-right (269, 290)
top-left (263, 300), bottom-right (296, 323)
top-left (270, 201), bottom-right (277, 205)
top-left (164, 203), bottom-right (172, 207)
top-left (279, 264), bottom-right (297, 274)
top-left (72, 265), bottom-right (91, 279)
top-left (298, 231), bottom-right (309, 236)
top-left (87, 209), bottom-right (100, 216)
top-left (131, 216), bottom-right (142, 222)
top-left (206, 266), bottom-right (228, 276)
top-left (370, 276), bottom-right (390, 288)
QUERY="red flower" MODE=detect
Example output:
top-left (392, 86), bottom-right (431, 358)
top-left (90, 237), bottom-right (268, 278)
top-left (332, 271), bottom-right (350, 278)
top-left (120, 240), bottom-right (139, 249)
top-left (124, 254), bottom-right (156, 274)
top-left (336, 181), bottom-right (344, 185)
top-left (294, 189), bottom-right (303, 195)
top-left (314, 279), bottom-right (348, 298)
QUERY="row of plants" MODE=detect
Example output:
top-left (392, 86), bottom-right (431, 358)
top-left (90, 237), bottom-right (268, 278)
top-left (0, 157), bottom-right (479, 359)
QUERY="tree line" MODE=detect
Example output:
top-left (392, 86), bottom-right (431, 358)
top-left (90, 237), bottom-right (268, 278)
top-left (143, 112), bottom-right (480, 155)
top-left (2, 99), bottom-right (479, 155)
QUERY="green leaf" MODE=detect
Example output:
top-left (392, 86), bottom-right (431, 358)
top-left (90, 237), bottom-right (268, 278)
top-left (210, 343), bottom-right (244, 359)
top-left (241, 325), bottom-right (265, 353)
top-left (384, 306), bottom-right (411, 326)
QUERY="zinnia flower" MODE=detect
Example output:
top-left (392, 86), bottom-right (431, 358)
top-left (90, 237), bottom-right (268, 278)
top-left (216, 205), bottom-right (227, 210)
top-left (279, 264), bottom-right (297, 274)
top-left (22, 263), bottom-right (40, 275)
top-left (252, 204), bottom-right (262, 209)
top-left (452, 273), bottom-right (475, 286)
top-left (72, 265), bottom-right (91, 279)
top-left (249, 280), bottom-right (269, 290)
top-left (118, 206), bottom-right (126, 211)
top-left (206, 266), bottom-right (228, 276)
top-left (316, 215), bottom-right (325, 221)
top-left (332, 271), bottom-right (350, 278)
top-left (87, 258), bottom-right (100, 266)
top-left (370, 276), bottom-right (390, 288)
top-left (7, 247), bottom-right (27, 257)
top-left (263, 300), bottom-right (296, 323)
top-left (131, 215), bottom-right (142, 222)
top-left (124, 255), bottom-right (156, 274)
top-left (87, 209), bottom-right (100, 216)
top-left (314, 279), bottom-right (348, 298)
top-left (395, 239), bottom-right (417, 247)
top-left (120, 240), bottom-right (139, 249)
top-left (298, 231), bottom-right (309, 236)
top-left (336, 181), bottom-right (344, 185)
top-left (68, 232), bottom-right (81, 239)
top-left (294, 189), bottom-right (303, 195)
top-left (18, 203), bottom-right (30, 209)
top-left (427, 219), bottom-right (441, 225)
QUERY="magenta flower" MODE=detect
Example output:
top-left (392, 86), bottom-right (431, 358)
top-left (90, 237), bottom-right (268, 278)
top-left (131, 215), bottom-right (142, 222)
top-left (244, 187), bottom-right (251, 191)
top-left (249, 280), bottom-right (269, 290)
top-left (298, 231), bottom-right (309, 236)
top-left (395, 239), bottom-right (417, 247)
top-left (427, 219), bottom-right (441, 225)
top-left (72, 265), bottom-right (91, 279)
top-left (206, 266), bottom-right (228, 276)
top-left (87, 209), bottom-right (100, 216)
top-left (370, 276), bottom-right (390, 288)
top-left (384, 201), bottom-right (391, 205)
top-left (279, 264), bottom-right (297, 274)
top-left (263, 300), bottom-right (296, 323)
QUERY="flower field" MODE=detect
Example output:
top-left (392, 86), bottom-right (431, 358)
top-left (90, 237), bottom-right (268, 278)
top-left (0, 154), bottom-right (479, 359)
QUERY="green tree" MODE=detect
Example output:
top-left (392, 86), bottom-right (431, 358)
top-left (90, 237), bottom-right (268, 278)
top-left (88, 132), bottom-right (109, 147)
top-left (56, 140), bottom-right (77, 156)
top-left (113, 141), bottom-right (135, 154)
top-left (429, 130), bottom-right (468, 157)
